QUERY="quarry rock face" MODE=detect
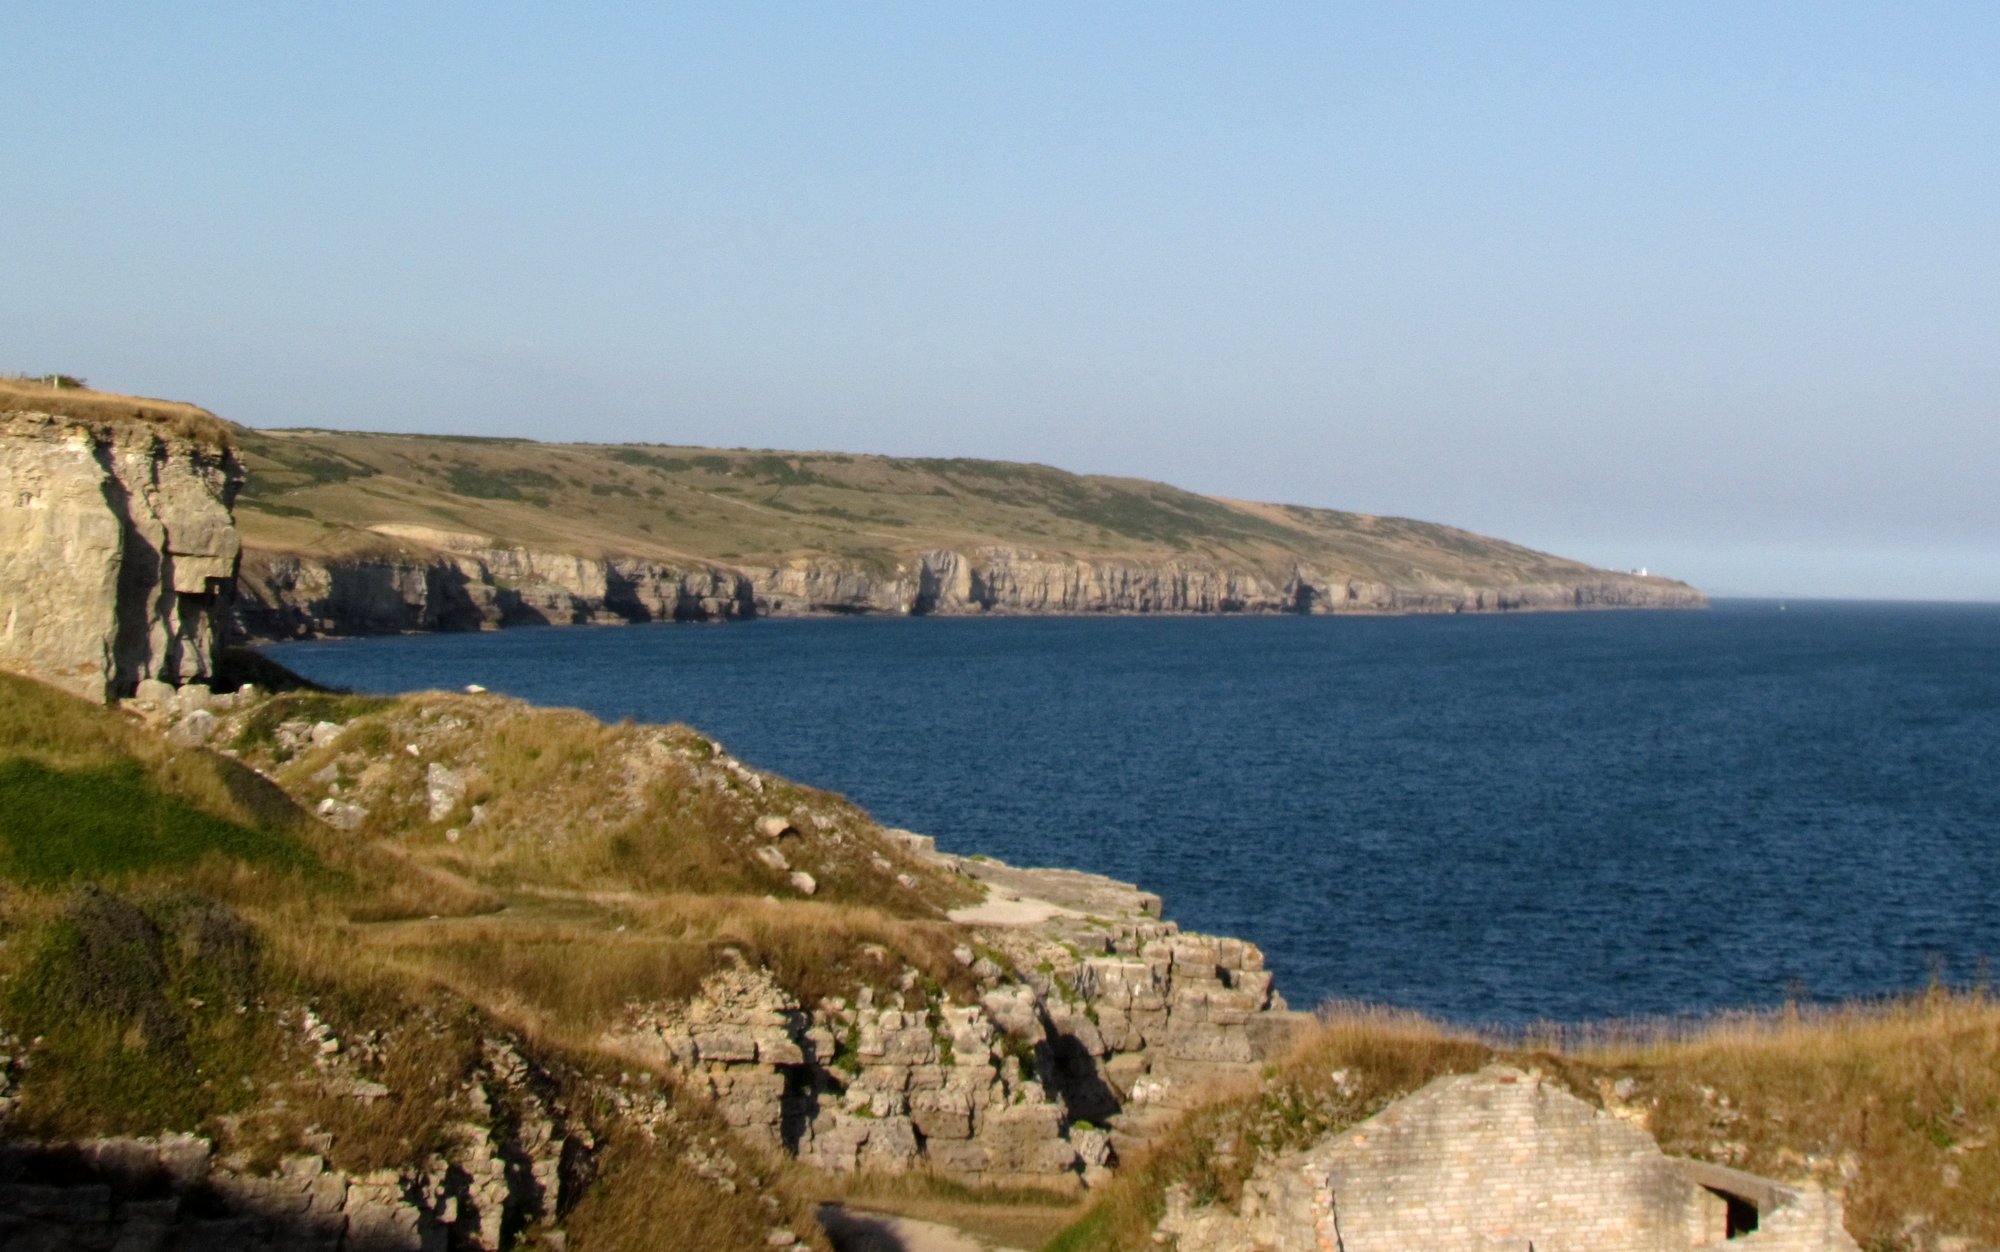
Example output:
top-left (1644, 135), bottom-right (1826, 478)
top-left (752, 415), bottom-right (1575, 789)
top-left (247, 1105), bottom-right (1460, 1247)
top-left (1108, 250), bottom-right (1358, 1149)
top-left (0, 410), bottom-right (242, 701)
top-left (0, 1038), bottom-right (578, 1252)
top-left (235, 540), bottom-right (1705, 639)
top-left (1159, 1065), bottom-right (1862, 1252)
top-left (598, 849), bottom-right (1309, 1191)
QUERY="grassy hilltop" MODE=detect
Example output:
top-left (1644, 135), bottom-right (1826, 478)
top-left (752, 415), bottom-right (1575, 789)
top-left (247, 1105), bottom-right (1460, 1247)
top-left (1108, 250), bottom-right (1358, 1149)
top-left (226, 422), bottom-right (1678, 595)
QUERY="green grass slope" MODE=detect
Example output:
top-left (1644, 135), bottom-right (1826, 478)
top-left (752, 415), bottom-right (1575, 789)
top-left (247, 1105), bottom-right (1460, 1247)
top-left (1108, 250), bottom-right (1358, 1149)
top-left (0, 672), bottom-right (313, 884)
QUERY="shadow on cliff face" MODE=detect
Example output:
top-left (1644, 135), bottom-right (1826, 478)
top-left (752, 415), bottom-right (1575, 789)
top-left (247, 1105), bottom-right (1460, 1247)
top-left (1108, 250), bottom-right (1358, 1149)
top-left (420, 561), bottom-right (491, 630)
top-left (0, 1138), bottom-right (367, 1248)
top-left (1047, 1034), bottom-right (1122, 1128)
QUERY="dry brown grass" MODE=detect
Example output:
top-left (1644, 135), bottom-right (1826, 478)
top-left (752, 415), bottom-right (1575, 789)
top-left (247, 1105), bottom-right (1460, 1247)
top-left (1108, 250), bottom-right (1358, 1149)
top-left (564, 1125), bottom-right (832, 1252)
top-left (328, 891), bottom-right (974, 1057)
top-left (1571, 989), bottom-right (2000, 1249)
top-left (0, 376), bottom-right (232, 446)
top-left (811, 1169), bottom-right (1084, 1250)
top-left (0, 675), bottom-right (983, 1246)
top-left (238, 690), bottom-right (975, 919)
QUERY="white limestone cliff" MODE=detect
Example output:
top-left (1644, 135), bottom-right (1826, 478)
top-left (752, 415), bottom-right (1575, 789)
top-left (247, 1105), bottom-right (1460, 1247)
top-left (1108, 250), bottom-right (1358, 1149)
top-left (0, 409), bottom-right (242, 701)
top-left (234, 538), bottom-right (1705, 639)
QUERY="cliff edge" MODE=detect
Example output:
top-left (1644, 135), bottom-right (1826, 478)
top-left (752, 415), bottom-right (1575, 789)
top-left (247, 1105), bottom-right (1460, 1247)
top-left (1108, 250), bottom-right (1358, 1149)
top-left (0, 380), bottom-right (243, 701)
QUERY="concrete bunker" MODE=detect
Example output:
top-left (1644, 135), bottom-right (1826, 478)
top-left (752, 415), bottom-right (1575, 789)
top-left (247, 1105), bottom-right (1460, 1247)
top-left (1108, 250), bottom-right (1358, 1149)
top-left (1159, 1065), bottom-right (1862, 1252)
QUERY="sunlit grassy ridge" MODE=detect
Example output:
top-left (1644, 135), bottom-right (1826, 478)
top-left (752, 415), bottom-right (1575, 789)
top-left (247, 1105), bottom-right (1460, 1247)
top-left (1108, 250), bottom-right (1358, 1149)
top-left (0, 375), bottom-right (232, 445)
top-left (226, 422), bottom-right (1679, 595)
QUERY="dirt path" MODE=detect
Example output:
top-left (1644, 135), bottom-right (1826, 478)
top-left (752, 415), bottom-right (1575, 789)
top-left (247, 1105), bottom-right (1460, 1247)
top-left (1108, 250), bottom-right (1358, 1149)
top-left (818, 1205), bottom-right (1029, 1252)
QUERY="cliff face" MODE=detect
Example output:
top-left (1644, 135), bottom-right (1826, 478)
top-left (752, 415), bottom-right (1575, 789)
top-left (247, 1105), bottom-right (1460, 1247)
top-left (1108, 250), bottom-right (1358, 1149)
top-left (236, 541), bottom-right (754, 637)
top-left (0, 410), bottom-right (242, 700)
top-left (235, 539), bottom-right (1703, 638)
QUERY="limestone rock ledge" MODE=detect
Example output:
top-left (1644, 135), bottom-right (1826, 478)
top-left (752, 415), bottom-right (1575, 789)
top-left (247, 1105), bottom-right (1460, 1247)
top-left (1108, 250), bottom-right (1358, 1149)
top-left (0, 410), bottom-right (242, 701)
top-left (235, 537), bottom-right (1706, 638)
top-left (600, 838), bottom-right (1310, 1191)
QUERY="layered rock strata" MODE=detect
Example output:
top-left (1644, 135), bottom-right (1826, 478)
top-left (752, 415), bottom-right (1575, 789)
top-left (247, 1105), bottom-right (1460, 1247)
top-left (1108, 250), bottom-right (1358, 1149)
top-left (0, 1038), bottom-right (578, 1252)
top-left (236, 537), bottom-right (1704, 639)
top-left (0, 410), bottom-right (242, 700)
top-left (604, 839), bottom-right (1309, 1190)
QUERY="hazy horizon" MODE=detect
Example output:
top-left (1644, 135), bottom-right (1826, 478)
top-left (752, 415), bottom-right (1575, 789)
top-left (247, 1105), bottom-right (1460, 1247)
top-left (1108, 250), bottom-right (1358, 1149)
top-left (7, 4), bottom-right (1995, 601)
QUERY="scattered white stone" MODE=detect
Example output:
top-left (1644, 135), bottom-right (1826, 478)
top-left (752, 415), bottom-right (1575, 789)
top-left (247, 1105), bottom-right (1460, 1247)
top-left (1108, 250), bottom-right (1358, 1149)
top-left (405, 743), bottom-right (420, 757)
top-left (756, 814), bottom-right (795, 839)
top-left (133, 678), bottom-right (176, 708)
top-left (168, 708), bottom-right (219, 747)
top-left (310, 720), bottom-right (343, 748)
top-left (788, 871), bottom-right (818, 897)
top-left (445, 828), bottom-right (461, 843)
top-left (464, 683), bottom-right (487, 694)
top-left (426, 761), bottom-right (467, 822)
top-left (316, 797), bottom-right (367, 831)
top-left (753, 845), bottom-right (790, 873)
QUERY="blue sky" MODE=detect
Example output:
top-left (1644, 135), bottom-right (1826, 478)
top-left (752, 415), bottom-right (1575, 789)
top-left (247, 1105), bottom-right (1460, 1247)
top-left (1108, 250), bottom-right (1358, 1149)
top-left (6, 3), bottom-right (1996, 598)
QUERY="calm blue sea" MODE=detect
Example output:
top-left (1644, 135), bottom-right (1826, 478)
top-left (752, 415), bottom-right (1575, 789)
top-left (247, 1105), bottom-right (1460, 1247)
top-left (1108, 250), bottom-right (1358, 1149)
top-left (265, 601), bottom-right (2000, 1025)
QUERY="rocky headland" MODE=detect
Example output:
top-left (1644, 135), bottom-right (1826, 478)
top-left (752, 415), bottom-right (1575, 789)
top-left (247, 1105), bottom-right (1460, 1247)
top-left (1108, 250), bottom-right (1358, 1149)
top-left (218, 414), bottom-right (1703, 639)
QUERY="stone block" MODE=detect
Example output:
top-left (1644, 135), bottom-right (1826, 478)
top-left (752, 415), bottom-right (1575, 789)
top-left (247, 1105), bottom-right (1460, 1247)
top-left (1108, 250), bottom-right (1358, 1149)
top-left (922, 1139), bottom-right (990, 1175)
top-left (910, 1090), bottom-right (975, 1140)
top-left (690, 1025), bottom-right (760, 1063)
top-left (878, 1027), bottom-right (938, 1065)
top-left (858, 1117), bottom-right (919, 1171)
top-left (753, 1028), bottom-right (804, 1066)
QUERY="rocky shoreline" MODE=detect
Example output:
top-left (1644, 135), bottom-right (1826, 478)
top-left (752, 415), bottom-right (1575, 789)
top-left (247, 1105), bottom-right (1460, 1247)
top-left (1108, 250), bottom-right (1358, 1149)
top-left (234, 537), bottom-right (1704, 641)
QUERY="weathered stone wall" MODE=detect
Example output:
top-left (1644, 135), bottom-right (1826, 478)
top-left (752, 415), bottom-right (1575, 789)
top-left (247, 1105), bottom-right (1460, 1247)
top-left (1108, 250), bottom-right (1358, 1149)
top-left (1160, 1066), bottom-right (1861, 1252)
top-left (1, 411), bottom-right (241, 701)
